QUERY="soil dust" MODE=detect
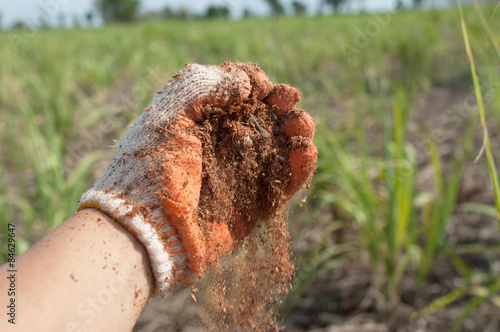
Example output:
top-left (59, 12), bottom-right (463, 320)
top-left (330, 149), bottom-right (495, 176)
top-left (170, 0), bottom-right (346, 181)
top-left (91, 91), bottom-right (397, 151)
top-left (189, 71), bottom-right (298, 330)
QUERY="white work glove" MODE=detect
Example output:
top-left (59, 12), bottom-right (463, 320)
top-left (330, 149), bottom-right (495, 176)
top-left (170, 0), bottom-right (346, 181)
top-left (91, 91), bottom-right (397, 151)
top-left (78, 62), bottom-right (317, 296)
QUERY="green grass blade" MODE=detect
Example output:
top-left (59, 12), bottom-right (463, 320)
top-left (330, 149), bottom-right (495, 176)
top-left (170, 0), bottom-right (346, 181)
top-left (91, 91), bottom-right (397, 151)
top-left (281, 244), bottom-right (352, 316)
top-left (457, 0), bottom-right (500, 232)
top-left (472, 0), bottom-right (500, 61)
top-left (459, 202), bottom-right (498, 216)
top-left (450, 279), bottom-right (500, 332)
top-left (409, 285), bottom-right (468, 322)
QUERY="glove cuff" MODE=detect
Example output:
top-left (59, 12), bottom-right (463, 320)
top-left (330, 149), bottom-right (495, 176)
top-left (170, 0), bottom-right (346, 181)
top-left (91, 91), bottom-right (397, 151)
top-left (78, 190), bottom-right (181, 296)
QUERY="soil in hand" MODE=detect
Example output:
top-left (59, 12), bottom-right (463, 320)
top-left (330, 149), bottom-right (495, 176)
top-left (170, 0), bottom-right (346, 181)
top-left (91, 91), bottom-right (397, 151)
top-left (189, 64), bottom-right (306, 330)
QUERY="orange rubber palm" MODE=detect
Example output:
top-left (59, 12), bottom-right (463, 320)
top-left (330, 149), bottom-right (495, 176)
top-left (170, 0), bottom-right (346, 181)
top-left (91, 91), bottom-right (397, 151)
top-left (78, 62), bottom-right (317, 295)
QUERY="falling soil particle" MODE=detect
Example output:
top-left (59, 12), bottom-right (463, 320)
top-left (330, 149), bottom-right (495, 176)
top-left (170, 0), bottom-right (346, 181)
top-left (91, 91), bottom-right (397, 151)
top-left (203, 218), bottom-right (293, 331)
top-left (191, 286), bottom-right (198, 302)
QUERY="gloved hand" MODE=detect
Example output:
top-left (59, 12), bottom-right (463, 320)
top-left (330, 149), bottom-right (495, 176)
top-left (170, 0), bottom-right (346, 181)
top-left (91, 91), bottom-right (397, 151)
top-left (77, 62), bottom-right (317, 296)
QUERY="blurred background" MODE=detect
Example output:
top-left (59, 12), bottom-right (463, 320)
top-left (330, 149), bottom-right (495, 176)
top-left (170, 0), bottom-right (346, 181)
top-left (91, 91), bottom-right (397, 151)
top-left (1, 0), bottom-right (500, 331)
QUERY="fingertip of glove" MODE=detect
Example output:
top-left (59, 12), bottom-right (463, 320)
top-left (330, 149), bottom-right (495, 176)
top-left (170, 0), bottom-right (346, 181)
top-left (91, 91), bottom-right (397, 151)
top-left (230, 62), bottom-right (273, 100)
top-left (286, 142), bottom-right (318, 197)
top-left (265, 84), bottom-right (301, 116)
top-left (284, 111), bottom-right (315, 139)
top-left (220, 63), bottom-right (251, 100)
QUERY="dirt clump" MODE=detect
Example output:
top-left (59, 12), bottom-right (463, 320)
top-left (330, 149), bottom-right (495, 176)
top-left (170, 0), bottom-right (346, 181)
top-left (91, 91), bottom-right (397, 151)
top-left (192, 93), bottom-right (290, 237)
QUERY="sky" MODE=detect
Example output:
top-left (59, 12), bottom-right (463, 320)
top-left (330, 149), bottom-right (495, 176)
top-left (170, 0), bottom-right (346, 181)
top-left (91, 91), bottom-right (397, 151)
top-left (0, 0), bottom-right (457, 29)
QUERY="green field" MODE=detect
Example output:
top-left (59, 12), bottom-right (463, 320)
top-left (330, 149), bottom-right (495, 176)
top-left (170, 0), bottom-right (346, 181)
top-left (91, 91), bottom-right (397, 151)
top-left (2, 5), bottom-right (500, 331)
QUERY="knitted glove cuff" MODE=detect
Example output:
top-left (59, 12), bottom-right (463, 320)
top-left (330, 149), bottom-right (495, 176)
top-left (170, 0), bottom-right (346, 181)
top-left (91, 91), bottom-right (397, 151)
top-left (78, 190), bottom-right (190, 295)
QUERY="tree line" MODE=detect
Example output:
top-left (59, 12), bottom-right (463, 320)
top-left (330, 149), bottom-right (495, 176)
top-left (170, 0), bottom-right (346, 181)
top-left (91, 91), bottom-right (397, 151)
top-left (4, 0), bottom-right (446, 30)
top-left (95, 0), bottom-right (435, 23)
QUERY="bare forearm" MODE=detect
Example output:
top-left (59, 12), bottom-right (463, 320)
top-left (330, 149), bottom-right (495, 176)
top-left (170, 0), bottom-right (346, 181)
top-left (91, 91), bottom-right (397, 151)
top-left (0, 209), bottom-right (154, 331)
